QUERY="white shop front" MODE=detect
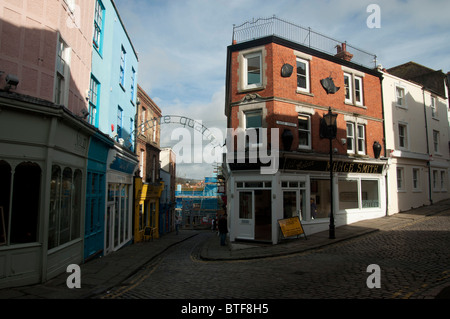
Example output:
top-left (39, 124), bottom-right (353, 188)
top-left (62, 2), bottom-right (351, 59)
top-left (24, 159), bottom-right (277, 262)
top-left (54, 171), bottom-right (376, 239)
top-left (226, 155), bottom-right (387, 244)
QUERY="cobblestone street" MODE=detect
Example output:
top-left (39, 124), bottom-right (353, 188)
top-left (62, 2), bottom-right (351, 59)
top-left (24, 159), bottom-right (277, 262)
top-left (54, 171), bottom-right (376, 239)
top-left (98, 210), bottom-right (450, 299)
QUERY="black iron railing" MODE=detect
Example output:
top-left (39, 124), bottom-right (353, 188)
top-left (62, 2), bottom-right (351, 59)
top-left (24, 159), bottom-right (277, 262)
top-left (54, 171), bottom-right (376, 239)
top-left (232, 16), bottom-right (377, 69)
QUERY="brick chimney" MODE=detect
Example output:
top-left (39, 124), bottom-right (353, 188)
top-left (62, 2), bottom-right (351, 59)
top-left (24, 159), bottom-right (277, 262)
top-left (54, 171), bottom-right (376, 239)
top-left (335, 42), bottom-right (353, 62)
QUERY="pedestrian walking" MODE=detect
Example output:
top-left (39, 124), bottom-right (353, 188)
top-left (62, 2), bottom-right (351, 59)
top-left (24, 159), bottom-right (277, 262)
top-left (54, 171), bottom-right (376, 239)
top-left (218, 214), bottom-right (228, 246)
top-left (211, 218), bottom-right (216, 232)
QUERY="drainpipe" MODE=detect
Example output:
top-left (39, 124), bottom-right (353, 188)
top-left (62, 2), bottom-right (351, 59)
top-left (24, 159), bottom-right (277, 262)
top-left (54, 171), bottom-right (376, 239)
top-left (422, 87), bottom-right (433, 205)
top-left (379, 72), bottom-right (389, 216)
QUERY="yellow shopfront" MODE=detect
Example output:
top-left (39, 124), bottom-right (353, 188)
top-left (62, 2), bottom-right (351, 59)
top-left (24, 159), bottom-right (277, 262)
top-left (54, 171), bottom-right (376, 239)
top-left (134, 177), bottom-right (164, 242)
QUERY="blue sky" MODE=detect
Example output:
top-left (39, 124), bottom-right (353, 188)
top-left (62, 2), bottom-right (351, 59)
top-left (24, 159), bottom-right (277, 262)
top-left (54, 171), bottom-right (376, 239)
top-left (115, 0), bottom-right (450, 179)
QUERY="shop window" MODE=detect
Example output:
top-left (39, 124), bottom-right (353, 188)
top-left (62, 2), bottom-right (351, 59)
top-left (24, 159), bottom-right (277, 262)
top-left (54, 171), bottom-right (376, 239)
top-left (338, 178), bottom-right (379, 210)
top-left (110, 183), bottom-right (131, 249)
top-left (48, 165), bottom-right (82, 250)
top-left (11, 162), bottom-right (41, 244)
top-left (338, 179), bottom-right (359, 210)
top-left (310, 179), bottom-right (330, 219)
top-left (0, 161), bottom-right (12, 246)
top-left (361, 180), bottom-right (379, 208)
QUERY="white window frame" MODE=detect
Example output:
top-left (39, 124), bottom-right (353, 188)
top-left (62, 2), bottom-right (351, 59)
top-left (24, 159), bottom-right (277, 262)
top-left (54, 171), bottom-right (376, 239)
top-left (346, 122), bottom-right (365, 155)
top-left (346, 122), bottom-right (355, 154)
top-left (431, 96), bottom-right (437, 118)
top-left (412, 168), bottom-right (421, 191)
top-left (243, 51), bottom-right (262, 90)
top-left (354, 76), bottom-right (363, 106)
top-left (395, 86), bottom-right (406, 108)
top-left (433, 170), bottom-right (439, 191)
top-left (440, 170), bottom-right (446, 191)
top-left (244, 109), bottom-right (263, 149)
top-left (55, 35), bottom-right (71, 106)
top-left (433, 130), bottom-right (440, 153)
top-left (297, 114), bottom-right (311, 150)
top-left (397, 167), bottom-right (405, 191)
top-left (344, 73), bottom-right (353, 104)
top-left (296, 57), bottom-right (310, 93)
top-left (398, 122), bottom-right (409, 150)
top-left (356, 124), bottom-right (366, 155)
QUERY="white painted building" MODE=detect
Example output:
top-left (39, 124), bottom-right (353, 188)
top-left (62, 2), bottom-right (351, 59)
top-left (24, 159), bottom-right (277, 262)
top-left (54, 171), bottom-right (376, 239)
top-left (381, 68), bottom-right (450, 214)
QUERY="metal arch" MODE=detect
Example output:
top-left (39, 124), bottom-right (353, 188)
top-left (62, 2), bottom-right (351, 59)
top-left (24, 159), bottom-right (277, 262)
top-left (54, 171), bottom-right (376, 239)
top-left (123, 115), bottom-right (223, 150)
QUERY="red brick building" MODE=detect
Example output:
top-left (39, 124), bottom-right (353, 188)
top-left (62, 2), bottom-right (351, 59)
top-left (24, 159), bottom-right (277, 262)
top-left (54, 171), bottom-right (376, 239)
top-left (224, 17), bottom-right (387, 243)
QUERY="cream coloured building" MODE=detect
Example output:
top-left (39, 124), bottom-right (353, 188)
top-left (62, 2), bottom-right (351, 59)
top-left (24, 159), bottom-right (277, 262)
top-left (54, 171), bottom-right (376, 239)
top-left (381, 66), bottom-right (450, 215)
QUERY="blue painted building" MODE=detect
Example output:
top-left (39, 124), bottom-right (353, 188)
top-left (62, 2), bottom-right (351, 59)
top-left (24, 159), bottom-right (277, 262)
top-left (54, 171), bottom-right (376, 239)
top-left (84, 0), bottom-right (139, 260)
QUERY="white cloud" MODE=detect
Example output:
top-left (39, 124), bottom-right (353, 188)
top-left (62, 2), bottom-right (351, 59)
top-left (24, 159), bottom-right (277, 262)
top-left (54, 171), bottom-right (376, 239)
top-left (115, 0), bottom-right (450, 179)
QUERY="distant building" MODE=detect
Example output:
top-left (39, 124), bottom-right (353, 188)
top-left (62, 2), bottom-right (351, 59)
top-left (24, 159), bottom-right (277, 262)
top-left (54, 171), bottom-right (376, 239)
top-left (133, 85), bottom-right (163, 242)
top-left (160, 148), bottom-right (176, 234)
top-left (176, 177), bottom-right (220, 228)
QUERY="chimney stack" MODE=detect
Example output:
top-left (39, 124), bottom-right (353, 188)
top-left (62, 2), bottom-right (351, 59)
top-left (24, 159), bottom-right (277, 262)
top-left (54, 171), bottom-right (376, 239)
top-left (335, 42), bottom-right (353, 62)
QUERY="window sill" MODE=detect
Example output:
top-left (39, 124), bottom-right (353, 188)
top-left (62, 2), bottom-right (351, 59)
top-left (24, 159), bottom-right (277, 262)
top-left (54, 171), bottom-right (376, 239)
top-left (296, 89), bottom-right (314, 97)
top-left (344, 101), bottom-right (367, 109)
top-left (238, 86), bottom-right (265, 94)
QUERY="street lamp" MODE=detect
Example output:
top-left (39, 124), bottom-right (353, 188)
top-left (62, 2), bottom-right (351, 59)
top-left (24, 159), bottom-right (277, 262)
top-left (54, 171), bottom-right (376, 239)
top-left (320, 107), bottom-right (338, 239)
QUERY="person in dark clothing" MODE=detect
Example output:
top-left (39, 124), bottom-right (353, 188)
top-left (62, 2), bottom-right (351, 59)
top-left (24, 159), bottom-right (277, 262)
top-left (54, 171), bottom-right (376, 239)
top-left (218, 214), bottom-right (228, 246)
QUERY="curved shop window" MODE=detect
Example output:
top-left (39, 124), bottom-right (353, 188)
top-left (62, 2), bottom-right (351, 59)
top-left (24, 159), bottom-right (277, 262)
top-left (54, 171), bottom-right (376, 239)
top-left (48, 165), bottom-right (82, 250)
top-left (0, 161), bottom-right (41, 245)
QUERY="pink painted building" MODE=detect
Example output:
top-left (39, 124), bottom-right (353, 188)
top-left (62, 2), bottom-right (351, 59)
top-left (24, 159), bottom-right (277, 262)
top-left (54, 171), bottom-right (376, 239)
top-left (0, 0), bottom-right (95, 288)
top-left (0, 0), bottom-right (94, 115)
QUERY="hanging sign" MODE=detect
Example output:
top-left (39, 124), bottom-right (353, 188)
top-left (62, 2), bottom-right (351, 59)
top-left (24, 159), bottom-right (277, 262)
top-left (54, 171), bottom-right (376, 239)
top-left (278, 216), bottom-right (307, 239)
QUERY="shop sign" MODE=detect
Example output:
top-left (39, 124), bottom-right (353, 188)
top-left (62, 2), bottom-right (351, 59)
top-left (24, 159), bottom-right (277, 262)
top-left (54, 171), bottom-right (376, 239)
top-left (278, 217), bottom-right (306, 239)
top-left (282, 158), bottom-right (384, 174)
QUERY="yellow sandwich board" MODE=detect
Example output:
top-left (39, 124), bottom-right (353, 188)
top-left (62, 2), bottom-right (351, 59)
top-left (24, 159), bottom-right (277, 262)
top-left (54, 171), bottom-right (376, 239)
top-left (278, 216), bottom-right (307, 240)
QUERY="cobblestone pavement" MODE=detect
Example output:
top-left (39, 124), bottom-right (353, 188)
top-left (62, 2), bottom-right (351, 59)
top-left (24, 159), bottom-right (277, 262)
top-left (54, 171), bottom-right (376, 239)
top-left (97, 210), bottom-right (450, 299)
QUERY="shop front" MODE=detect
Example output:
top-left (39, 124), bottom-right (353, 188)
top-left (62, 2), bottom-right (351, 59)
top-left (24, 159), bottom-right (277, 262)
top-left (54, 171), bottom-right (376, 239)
top-left (134, 177), bottom-right (164, 242)
top-left (104, 146), bottom-right (138, 255)
top-left (0, 94), bottom-right (91, 288)
top-left (227, 155), bottom-right (387, 244)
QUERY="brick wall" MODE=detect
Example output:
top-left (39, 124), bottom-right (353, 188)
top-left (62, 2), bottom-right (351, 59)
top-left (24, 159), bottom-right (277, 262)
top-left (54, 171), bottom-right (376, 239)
top-left (228, 40), bottom-right (384, 159)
